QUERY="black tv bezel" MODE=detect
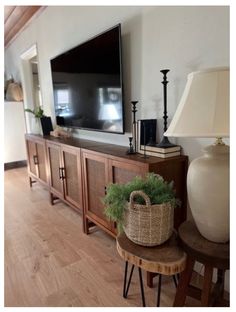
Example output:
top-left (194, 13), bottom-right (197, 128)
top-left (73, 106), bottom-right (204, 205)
top-left (50, 24), bottom-right (125, 135)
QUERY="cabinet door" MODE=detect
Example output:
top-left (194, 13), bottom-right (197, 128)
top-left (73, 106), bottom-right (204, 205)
top-left (109, 159), bottom-right (146, 184)
top-left (47, 142), bottom-right (64, 199)
top-left (82, 151), bottom-right (110, 230)
top-left (108, 159), bottom-right (147, 233)
top-left (61, 146), bottom-right (82, 210)
top-left (35, 141), bottom-right (47, 184)
top-left (26, 139), bottom-right (37, 177)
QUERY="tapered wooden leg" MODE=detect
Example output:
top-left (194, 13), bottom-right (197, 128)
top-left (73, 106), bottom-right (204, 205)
top-left (216, 269), bottom-right (225, 300)
top-left (210, 269), bottom-right (227, 306)
top-left (29, 177), bottom-right (36, 187)
top-left (83, 217), bottom-right (89, 234)
top-left (173, 257), bottom-right (195, 306)
top-left (50, 192), bottom-right (54, 205)
top-left (201, 264), bottom-right (213, 306)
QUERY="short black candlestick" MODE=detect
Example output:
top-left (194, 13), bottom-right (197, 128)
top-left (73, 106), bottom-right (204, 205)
top-left (126, 136), bottom-right (135, 154)
top-left (156, 69), bottom-right (176, 148)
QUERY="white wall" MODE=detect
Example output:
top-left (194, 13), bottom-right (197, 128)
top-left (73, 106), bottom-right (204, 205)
top-left (4, 5), bottom-right (229, 290)
top-left (4, 101), bottom-right (27, 163)
top-left (4, 6), bottom-right (229, 154)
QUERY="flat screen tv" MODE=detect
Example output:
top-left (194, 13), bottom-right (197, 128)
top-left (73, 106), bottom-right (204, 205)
top-left (50, 24), bottom-right (124, 134)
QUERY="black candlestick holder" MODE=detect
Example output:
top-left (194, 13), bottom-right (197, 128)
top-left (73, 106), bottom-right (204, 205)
top-left (156, 69), bottom-right (177, 148)
top-left (131, 100), bottom-right (138, 153)
top-left (126, 137), bottom-right (135, 154)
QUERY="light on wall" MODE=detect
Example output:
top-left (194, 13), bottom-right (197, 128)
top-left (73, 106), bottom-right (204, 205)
top-left (165, 67), bottom-right (229, 243)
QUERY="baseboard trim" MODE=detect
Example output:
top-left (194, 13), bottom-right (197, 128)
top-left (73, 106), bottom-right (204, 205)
top-left (4, 160), bottom-right (27, 170)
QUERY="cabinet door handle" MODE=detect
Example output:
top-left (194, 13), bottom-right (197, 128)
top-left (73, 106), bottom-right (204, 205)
top-left (59, 167), bottom-right (63, 179)
top-left (104, 186), bottom-right (107, 195)
top-left (62, 168), bottom-right (66, 180)
top-left (33, 155), bottom-right (38, 165)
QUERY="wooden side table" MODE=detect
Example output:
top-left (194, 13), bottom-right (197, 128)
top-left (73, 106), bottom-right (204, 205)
top-left (116, 232), bottom-right (186, 307)
top-left (173, 221), bottom-right (229, 307)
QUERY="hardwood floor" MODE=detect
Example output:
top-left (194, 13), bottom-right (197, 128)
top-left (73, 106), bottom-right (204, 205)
top-left (4, 167), bottom-right (199, 307)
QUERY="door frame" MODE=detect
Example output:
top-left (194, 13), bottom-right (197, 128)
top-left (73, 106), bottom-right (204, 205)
top-left (20, 43), bottom-right (42, 133)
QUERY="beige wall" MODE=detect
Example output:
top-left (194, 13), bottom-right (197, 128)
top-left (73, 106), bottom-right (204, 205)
top-left (4, 101), bottom-right (26, 162)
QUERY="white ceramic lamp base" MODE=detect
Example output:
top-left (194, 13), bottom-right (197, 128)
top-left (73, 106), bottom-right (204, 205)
top-left (187, 143), bottom-right (229, 243)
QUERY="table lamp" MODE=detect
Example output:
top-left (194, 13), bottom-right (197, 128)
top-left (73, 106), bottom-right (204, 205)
top-left (164, 67), bottom-right (229, 243)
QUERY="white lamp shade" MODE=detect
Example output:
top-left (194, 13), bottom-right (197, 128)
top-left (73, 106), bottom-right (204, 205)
top-left (165, 67), bottom-right (229, 138)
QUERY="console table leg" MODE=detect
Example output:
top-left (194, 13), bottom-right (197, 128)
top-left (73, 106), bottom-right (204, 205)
top-left (49, 192), bottom-right (54, 205)
top-left (83, 218), bottom-right (89, 234)
top-left (29, 177), bottom-right (36, 187)
top-left (173, 257), bottom-right (195, 306)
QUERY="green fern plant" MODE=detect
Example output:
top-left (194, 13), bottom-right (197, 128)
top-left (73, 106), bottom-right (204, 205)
top-left (25, 106), bottom-right (45, 118)
top-left (103, 173), bottom-right (180, 232)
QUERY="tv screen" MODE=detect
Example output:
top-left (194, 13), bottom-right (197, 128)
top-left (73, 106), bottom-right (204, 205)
top-left (50, 24), bottom-right (124, 134)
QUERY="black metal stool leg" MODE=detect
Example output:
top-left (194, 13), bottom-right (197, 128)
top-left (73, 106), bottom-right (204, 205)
top-left (156, 274), bottom-right (162, 307)
top-left (173, 274), bottom-right (178, 288)
top-left (125, 264), bottom-right (135, 298)
top-left (123, 261), bottom-right (135, 298)
top-left (123, 261), bottom-right (128, 298)
top-left (138, 267), bottom-right (146, 307)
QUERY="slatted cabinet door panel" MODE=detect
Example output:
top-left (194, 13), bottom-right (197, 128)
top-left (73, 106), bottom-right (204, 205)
top-left (108, 159), bottom-right (147, 233)
top-left (109, 159), bottom-right (147, 184)
top-left (26, 139), bottom-right (37, 177)
top-left (47, 142), bottom-right (64, 199)
top-left (35, 141), bottom-right (47, 184)
top-left (82, 152), bottom-right (110, 230)
top-left (61, 146), bottom-right (82, 210)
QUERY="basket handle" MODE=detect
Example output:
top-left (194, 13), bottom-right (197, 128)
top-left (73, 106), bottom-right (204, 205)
top-left (129, 190), bottom-right (151, 208)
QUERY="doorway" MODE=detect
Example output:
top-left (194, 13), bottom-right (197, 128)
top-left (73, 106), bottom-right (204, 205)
top-left (20, 44), bottom-right (42, 133)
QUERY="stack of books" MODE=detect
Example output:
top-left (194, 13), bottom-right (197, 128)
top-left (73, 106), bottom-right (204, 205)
top-left (139, 145), bottom-right (181, 158)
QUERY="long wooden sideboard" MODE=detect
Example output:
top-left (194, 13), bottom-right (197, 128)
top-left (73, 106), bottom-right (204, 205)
top-left (25, 134), bottom-right (188, 237)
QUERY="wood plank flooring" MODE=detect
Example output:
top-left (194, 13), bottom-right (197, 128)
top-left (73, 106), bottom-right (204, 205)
top-left (4, 167), bottom-right (200, 307)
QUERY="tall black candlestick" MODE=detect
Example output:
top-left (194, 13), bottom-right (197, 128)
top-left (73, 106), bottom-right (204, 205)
top-left (156, 69), bottom-right (176, 148)
top-left (131, 101), bottom-right (138, 153)
top-left (161, 69), bottom-right (169, 133)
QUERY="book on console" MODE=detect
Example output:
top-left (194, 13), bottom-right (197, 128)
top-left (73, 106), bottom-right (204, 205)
top-left (140, 145), bottom-right (181, 154)
top-left (141, 150), bottom-right (181, 158)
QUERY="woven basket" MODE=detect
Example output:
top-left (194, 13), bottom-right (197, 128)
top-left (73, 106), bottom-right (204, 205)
top-left (6, 82), bottom-right (23, 101)
top-left (123, 190), bottom-right (174, 247)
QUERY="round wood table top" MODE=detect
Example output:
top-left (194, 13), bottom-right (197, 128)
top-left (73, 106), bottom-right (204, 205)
top-left (116, 231), bottom-right (186, 275)
top-left (178, 221), bottom-right (229, 269)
